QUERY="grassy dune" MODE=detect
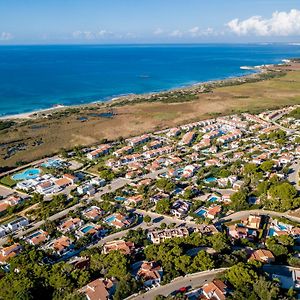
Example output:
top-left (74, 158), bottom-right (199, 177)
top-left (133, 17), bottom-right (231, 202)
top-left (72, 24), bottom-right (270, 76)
top-left (1, 66), bottom-right (300, 169)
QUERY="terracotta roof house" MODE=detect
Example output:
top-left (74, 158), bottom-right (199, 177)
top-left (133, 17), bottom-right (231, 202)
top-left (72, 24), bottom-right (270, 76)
top-left (0, 243), bottom-right (22, 264)
top-left (59, 218), bottom-right (83, 233)
top-left (102, 240), bottom-right (135, 255)
top-left (80, 278), bottom-right (115, 300)
top-left (136, 261), bottom-right (163, 287)
top-left (242, 215), bottom-right (262, 230)
top-left (228, 224), bottom-right (257, 241)
top-left (26, 230), bottom-right (49, 246)
top-left (249, 249), bottom-right (275, 263)
top-left (87, 144), bottom-right (111, 160)
top-left (126, 194), bottom-right (143, 206)
top-left (179, 131), bottom-right (196, 146)
top-left (63, 173), bottom-right (78, 184)
top-left (83, 206), bottom-right (104, 221)
top-left (55, 177), bottom-right (72, 188)
top-left (46, 236), bottom-right (73, 256)
top-left (206, 206), bottom-right (222, 219)
top-left (195, 224), bottom-right (219, 235)
top-left (202, 279), bottom-right (228, 300)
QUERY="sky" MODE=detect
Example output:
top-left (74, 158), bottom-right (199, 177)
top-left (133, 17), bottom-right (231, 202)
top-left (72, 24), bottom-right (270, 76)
top-left (0, 0), bottom-right (300, 44)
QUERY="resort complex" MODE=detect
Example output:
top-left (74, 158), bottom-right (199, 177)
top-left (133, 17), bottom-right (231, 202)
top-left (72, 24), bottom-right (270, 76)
top-left (0, 104), bottom-right (300, 299)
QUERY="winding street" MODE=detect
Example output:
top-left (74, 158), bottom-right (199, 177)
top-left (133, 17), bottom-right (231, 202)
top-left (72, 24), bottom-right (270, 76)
top-left (288, 159), bottom-right (300, 191)
top-left (128, 268), bottom-right (228, 300)
top-left (217, 209), bottom-right (300, 225)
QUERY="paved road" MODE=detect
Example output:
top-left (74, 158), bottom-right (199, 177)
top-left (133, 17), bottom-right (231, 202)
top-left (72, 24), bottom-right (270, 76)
top-left (134, 208), bottom-right (197, 228)
top-left (0, 184), bottom-right (29, 198)
top-left (129, 268), bottom-right (228, 300)
top-left (0, 202), bottom-right (83, 246)
top-left (94, 178), bottom-right (132, 198)
top-left (217, 209), bottom-right (300, 224)
top-left (288, 159), bottom-right (300, 190)
top-left (92, 207), bottom-right (198, 248)
top-left (141, 168), bottom-right (167, 180)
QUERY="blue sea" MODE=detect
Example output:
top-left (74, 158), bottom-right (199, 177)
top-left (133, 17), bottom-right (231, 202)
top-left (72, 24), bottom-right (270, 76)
top-left (0, 43), bottom-right (300, 116)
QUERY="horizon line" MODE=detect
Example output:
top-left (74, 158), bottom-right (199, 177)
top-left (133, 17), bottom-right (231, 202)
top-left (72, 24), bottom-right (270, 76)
top-left (0, 41), bottom-right (300, 47)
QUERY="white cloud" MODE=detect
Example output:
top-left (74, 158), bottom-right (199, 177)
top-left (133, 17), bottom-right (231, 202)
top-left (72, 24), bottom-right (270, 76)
top-left (188, 26), bottom-right (215, 37)
top-left (0, 32), bottom-right (13, 41)
top-left (97, 30), bottom-right (108, 37)
top-left (188, 26), bottom-right (200, 35)
top-left (227, 9), bottom-right (300, 36)
top-left (72, 30), bottom-right (114, 40)
top-left (154, 28), bottom-right (164, 35)
top-left (169, 30), bottom-right (183, 37)
top-left (72, 30), bottom-right (95, 39)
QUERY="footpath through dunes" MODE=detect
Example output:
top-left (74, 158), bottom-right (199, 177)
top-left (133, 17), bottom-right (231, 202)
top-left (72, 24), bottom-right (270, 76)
top-left (1, 62), bottom-right (300, 168)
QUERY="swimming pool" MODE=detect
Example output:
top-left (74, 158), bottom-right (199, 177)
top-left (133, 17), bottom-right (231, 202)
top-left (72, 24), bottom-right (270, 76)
top-left (105, 215), bottom-right (116, 224)
top-left (28, 231), bottom-right (42, 238)
top-left (81, 225), bottom-right (94, 234)
top-left (204, 177), bottom-right (217, 183)
top-left (42, 159), bottom-right (62, 168)
top-left (12, 168), bottom-right (41, 181)
top-left (115, 196), bottom-right (127, 202)
top-left (208, 196), bottom-right (218, 202)
top-left (195, 208), bottom-right (207, 217)
top-left (268, 228), bottom-right (276, 237)
top-left (278, 224), bottom-right (288, 231)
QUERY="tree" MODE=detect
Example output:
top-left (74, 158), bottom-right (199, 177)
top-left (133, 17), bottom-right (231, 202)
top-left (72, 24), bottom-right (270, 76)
top-left (288, 256), bottom-right (300, 268)
top-left (156, 198), bottom-right (171, 214)
top-left (125, 228), bottom-right (149, 247)
top-left (230, 190), bottom-right (249, 211)
top-left (243, 163), bottom-right (257, 176)
top-left (268, 182), bottom-right (299, 211)
top-left (143, 215), bottom-right (152, 225)
top-left (260, 160), bottom-right (274, 173)
top-left (253, 276), bottom-right (280, 300)
top-left (113, 276), bottom-right (139, 300)
top-left (99, 169), bottom-right (115, 181)
top-left (257, 181), bottom-right (269, 196)
top-left (277, 234), bottom-right (294, 247)
top-left (174, 255), bottom-right (191, 273)
top-left (189, 251), bottom-right (214, 272)
top-left (160, 222), bottom-right (167, 229)
top-left (209, 232), bottom-right (231, 253)
top-left (156, 178), bottom-right (175, 193)
top-left (226, 263), bottom-right (258, 289)
top-left (266, 237), bottom-right (288, 257)
top-left (218, 169), bottom-right (231, 178)
top-left (104, 251), bottom-right (129, 280)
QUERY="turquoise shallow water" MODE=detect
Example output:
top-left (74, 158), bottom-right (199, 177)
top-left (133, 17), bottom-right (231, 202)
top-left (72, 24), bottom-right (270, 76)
top-left (0, 43), bottom-right (300, 116)
top-left (12, 168), bottom-right (41, 180)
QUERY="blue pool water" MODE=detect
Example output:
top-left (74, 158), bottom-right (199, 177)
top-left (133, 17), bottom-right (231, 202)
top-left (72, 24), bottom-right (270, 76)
top-left (42, 159), bottom-right (62, 168)
top-left (115, 196), bottom-right (127, 202)
top-left (268, 228), bottom-right (276, 237)
top-left (12, 168), bottom-right (41, 181)
top-left (204, 177), bottom-right (217, 183)
top-left (81, 225), bottom-right (94, 234)
top-left (105, 215), bottom-right (116, 223)
top-left (1, 44), bottom-right (300, 116)
top-left (195, 208), bottom-right (207, 217)
top-left (278, 224), bottom-right (288, 231)
top-left (208, 196), bottom-right (218, 202)
top-left (29, 231), bottom-right (41, 238)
